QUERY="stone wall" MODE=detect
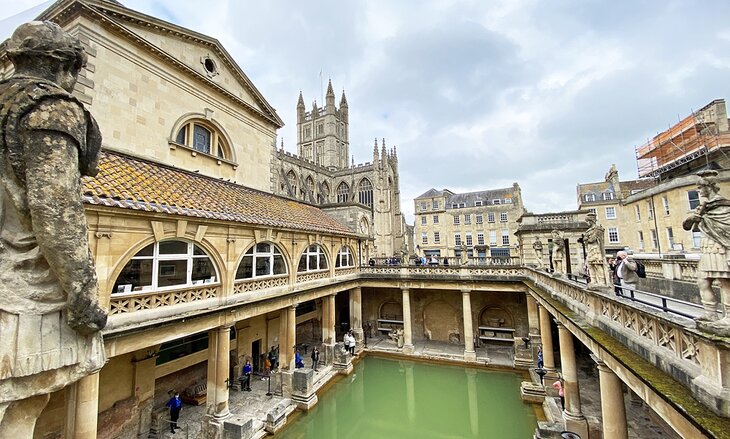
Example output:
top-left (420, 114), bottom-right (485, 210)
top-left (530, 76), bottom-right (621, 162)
top-left (154, 362), bottom-right (208, 408)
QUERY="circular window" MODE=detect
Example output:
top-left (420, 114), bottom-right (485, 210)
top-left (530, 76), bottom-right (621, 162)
top-left (204, 58), bottom-right (216, 74)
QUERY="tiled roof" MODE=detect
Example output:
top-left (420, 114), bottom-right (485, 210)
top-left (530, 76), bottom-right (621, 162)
top-left (82, 151), bottom-right (355, 236)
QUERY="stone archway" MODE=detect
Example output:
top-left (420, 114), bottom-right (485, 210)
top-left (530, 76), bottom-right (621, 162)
top-left (423, 300), bottom-right (460, 343)
top-left (478, 306), bottom-right (514, 328)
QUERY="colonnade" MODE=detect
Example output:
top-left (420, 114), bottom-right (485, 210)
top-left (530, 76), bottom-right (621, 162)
top-left (531, 301), bottom-right (629, 439)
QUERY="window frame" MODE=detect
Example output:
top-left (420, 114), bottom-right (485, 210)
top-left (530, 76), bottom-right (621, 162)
top-left (605, 206), bottom-right (616, 219)
top-left (298, 244), bottom-right (329, 272)
top-left (173, 119), bottom-right (231, 161)
top-left (335, 246), bottom-right (355, 268)
top-left (608, 227), bottom-right (619, 243)
top-left (236, 242), bottom-right (287, 280)
top-left (113, 240), bottom-right (218, 295)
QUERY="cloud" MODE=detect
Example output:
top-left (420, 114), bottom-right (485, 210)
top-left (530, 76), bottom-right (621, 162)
top-left (4, 0), bottom-right (730, 224)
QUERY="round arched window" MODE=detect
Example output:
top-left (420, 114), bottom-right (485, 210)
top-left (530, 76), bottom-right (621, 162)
top-left (174, 119), bottom-right (229, 159)
top-left (335, 246), bottom-right (354, 268)
top-left (236, 243), bottom-right (287, 279)
top-left (298, 244), bottom-right (328, 272)
top-left (113, 241), bottom-right (217, 294)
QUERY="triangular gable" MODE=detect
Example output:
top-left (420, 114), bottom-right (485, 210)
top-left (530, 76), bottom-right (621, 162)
top-left (35, 0), bottom-right (283, 127)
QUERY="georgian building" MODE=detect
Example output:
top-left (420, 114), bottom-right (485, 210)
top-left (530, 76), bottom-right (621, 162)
top-left (576, 165), bottom-right (656, 254)
top-left (270, 81), bottom-right (408, 259)
top-left (413, 184), bottom-right (526, 261)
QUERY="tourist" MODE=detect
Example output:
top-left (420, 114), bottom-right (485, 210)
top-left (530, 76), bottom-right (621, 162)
top-left (343, 332), bottom-right (351, 353)
top-left (348, 331), bottom-right (356, 355)
top-left (295, 349), bottom-right (304, 368)
top-left (616, 250), bottom-right (638, 295)
top-left (311, 346), bottom-right (320, 371)
top-left (165, 391), bottom-right (182, 434)
top-left (262, 356), bottom-right (271, 380)
top-left (443, 257), bottom-right (450, 266)
top-left (552, 379), bottom-right (565, 410)
top-left (609, 257), bottom-right (622, 295)
top-left (429, 255), bottom-right (438, 266)
top-left (537, 348), bottom-right (544, 370)
top-left (268, 346), bottom-right (278, 371)
top-left (239, 359), bottom-right (252, 391)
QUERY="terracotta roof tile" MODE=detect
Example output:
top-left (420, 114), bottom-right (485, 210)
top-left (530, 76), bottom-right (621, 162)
top-left (82, 151), bottom-right (355, 236)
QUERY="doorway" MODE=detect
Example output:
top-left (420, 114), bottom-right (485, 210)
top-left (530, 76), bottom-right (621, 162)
top-left (252, 339), bottom-right (261, 373)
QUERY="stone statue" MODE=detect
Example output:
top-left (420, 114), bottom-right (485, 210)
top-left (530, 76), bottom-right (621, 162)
top-left (0, 21), bottom-right (107, 434)
top-left (682, 170), bottom-right (730, 335)
top-left (551, 230), bottom-right (565, 275)
top-left (532, 237), bottom-right (544, 269)
top-left (584, 213), bottom-right (610, 287)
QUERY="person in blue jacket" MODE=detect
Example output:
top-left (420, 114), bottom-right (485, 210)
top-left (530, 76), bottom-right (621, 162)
top-left (165, 391), bottom-right (182, 433)
top-left (295, 349), bottom-right (305, 368)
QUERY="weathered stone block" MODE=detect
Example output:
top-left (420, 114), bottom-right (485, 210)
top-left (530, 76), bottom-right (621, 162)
top-left (265, 400), bottom-right (289, 434)
top-left (292, 369), bottom-right (313, 395)
top-left (223, 414), bottom-right (253, 439)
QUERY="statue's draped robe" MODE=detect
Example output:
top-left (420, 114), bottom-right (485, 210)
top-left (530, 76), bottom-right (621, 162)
top-left (697, 198), bottom-right (730, 279)
top-left (0, 77), bottom-right (105, 403)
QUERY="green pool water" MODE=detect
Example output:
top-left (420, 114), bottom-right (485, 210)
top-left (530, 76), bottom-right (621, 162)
top-left (276, 356), bottom-right (538, 439)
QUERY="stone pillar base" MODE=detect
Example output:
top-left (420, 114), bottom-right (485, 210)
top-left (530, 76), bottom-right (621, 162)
top-left (223, 415), bottom-right (254, 439)
top-left (203, 414), bottom-right (226, 439)
top-left (292, 392), bottom-right (319, 411)
top-left (333, 343), bottom-right (353, 375)
top-left (463, 350), bottom-right (477, 362)
top-left (563, 411), bottom-right (589, 439)
top-left (292, 369), bottom-right (318, 410)
top-left (323, 343), bottom-right (336, 366)
top-left (402, 344), bottom-right (415, 355)
top-left (277, 370), bottom-right (293, 398)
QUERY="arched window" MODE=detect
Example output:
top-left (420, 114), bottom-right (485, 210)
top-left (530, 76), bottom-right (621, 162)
top-left (287, 170), bottom-right (298, 196)
top-left (337, 182), bottom-right (350, 203)
top-left (113, 241), bottom-right (217, 294)
top-left (174, 119), bottom-right (230, 159)
top-left (359, 178), bottom-right (373, 207)
top-left (236, 242), bottom-right (287, 279)
top-left (298, 244), bottom-right (328, 272)
top-left (335, 246), bottom-right (354, 268)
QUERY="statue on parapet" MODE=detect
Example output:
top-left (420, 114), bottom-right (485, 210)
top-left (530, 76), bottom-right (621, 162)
top-left (683, 170), bottom-right (730, 335)
top-left (551, 230), bottom-right (565, 275)
top-left (584, 213), bottom-right (611, 287)
top-left (0, 21), bottom-right (107, 435)
top-left (532, 237), bottom-right (544, 269)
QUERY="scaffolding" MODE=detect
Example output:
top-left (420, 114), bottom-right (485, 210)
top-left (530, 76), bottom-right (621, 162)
top-left (636, 99), bottom-right (730, 178)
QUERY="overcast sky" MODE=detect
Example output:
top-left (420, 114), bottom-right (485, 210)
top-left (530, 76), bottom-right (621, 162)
top-left (4, 1), bottom-right (730, 222)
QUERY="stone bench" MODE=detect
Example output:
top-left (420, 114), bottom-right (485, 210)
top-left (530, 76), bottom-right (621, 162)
top-left (180, 383), bottom-right (207, 406)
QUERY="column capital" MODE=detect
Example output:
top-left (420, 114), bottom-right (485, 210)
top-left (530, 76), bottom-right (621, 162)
top-left (555, 319), bottom-right (566, 329)
top-left (461, 288), bottom-right (471, 294)
top-left (401, 288), bottom-right (410, 294)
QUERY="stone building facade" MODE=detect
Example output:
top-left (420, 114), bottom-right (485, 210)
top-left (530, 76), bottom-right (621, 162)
top-left (413, 185), bottom-right (526, 261)
top-left (576, 164), bottom-right (656, 254)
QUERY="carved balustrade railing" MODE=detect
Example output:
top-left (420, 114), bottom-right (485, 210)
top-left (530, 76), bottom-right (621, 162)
top-left (233, 274), bottom-right (289, 294)
top-left (296, 269), bottom-right (330, 283)
top-left (634, 256), bottom-right (699, 283)
top-left (109, 284), bottom-right (220, 315)
top-left (335, 267), bottom-right (358, 276)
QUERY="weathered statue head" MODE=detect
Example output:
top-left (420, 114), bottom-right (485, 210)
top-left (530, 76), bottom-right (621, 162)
top-left (586, 212), bottom-right (597, 225)
top-left (697, 169), bottom-right (720, 197)
top-left (2, 21), bottom-right (87, 93)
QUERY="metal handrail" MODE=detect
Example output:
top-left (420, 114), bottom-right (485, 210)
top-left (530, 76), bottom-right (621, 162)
top-left (616, 285), bottom-right (705, 319)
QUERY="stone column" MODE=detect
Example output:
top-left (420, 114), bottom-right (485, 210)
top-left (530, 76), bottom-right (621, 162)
top-left (404, 362), bottom-right (416, 422)
top-left (596, 359), bottom-right (628, 439)
top-left (74, 372), bottom-right (100, 439)
top-left (466, 368), bottom-right (479, 437)
top-left (557, 322), bottom-right (588, 438)
top-left (402, 288), bottom-right (414, 354)
top-left (350, 287), bottom-right (364, 347)
top-left (527, 294), bottom-right (539, 336)
top-left (286, 305), bottom-right (297, 371)
top-left (323, 294), bottom-right (336, 365)
top-left (207, 326), bottom-right (231, 419)
top-left (539, 305), bottom-right (555, 370)
top-left (462, 289), bottom-right (476, 362)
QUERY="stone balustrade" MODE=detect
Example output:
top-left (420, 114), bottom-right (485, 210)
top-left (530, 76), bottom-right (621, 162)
top-left (296, 269), bottom-right (330, 283)
top-left (233, 275), bottom-right (289, 294)
top-left (109, 284), bottom-right (220, 315)
top-left (634, 256), bottom-right (699, 283)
